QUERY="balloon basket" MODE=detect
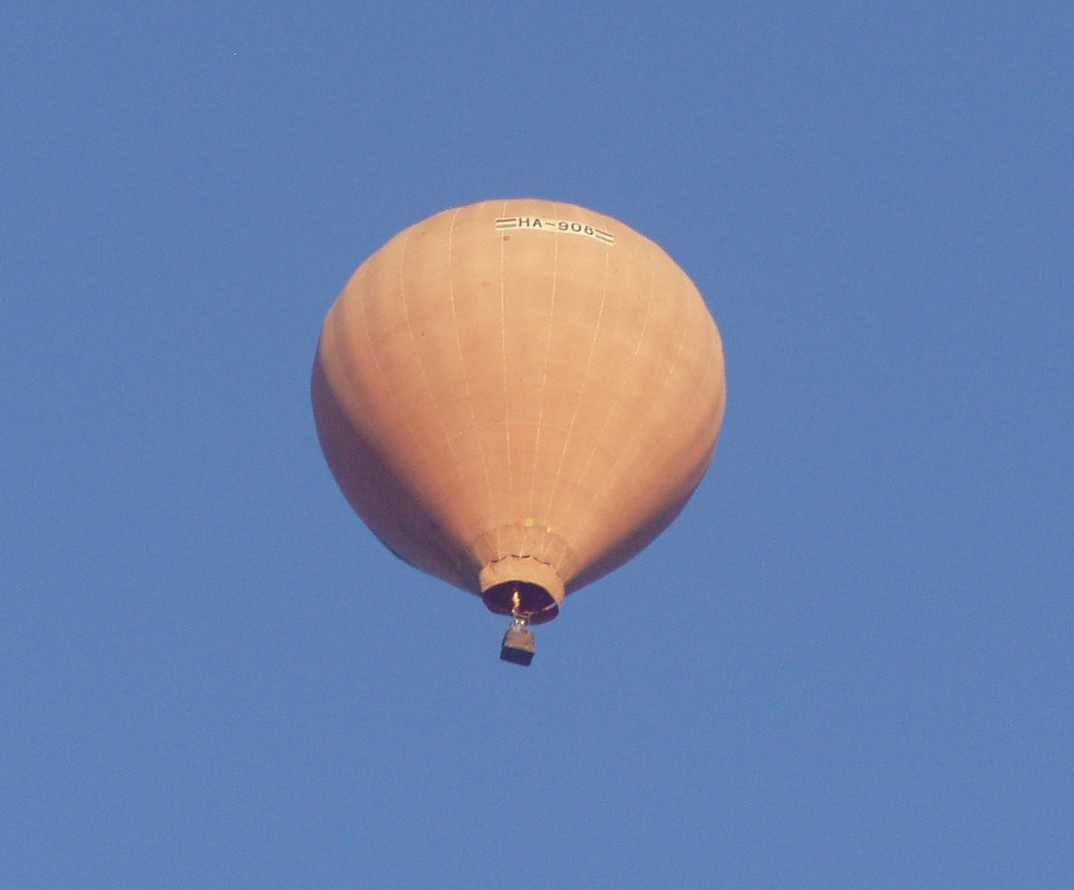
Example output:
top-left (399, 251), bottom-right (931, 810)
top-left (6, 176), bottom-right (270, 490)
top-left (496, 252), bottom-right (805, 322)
top-left (500, 620), bottom-right (536, 666)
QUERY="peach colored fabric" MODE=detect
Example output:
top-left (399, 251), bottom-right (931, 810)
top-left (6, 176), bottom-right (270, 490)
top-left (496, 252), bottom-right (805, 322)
top-left (313, 199), bottom-right (725, 614)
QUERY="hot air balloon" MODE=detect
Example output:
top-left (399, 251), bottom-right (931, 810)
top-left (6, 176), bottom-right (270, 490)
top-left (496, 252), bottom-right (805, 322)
top-left (312, 199), bottom-right (725, 664)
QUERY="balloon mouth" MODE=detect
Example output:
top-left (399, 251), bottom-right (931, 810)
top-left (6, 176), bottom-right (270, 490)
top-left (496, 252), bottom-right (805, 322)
top-left (482, 581), bottom-right (560, 625)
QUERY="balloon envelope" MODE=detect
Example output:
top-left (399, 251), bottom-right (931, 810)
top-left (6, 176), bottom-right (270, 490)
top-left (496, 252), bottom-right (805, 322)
top-left (313, 199), bottom-right (725, 623)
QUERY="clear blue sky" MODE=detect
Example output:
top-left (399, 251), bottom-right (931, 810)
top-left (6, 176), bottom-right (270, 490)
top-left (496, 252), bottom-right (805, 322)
top-left (4, 4), bottom-right (1071, 887)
